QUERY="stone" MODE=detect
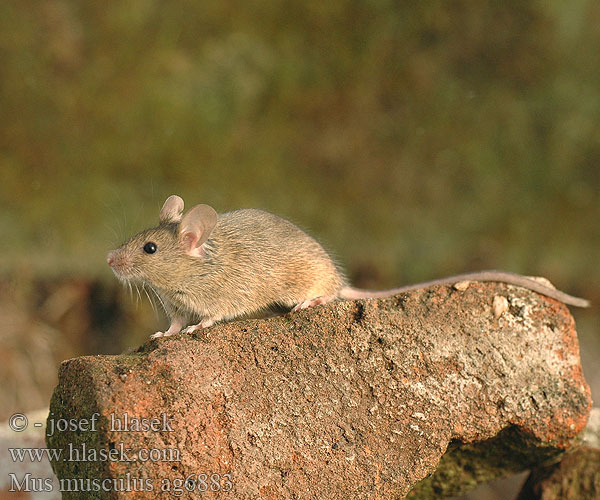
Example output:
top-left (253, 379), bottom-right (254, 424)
top-left (46, 282), bottom-right (591, 499)
top-left (516, 407), bottom-right (600, 500)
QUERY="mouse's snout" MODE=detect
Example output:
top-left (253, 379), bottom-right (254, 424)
top-left (107, 249), bottom-right (128, 274)
top-left (107, 250), bottom-right (116, 267)
top-left (106, 247), bottom-right (137, 281)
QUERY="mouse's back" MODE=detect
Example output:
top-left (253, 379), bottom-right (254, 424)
top-left (200, 208), bottom-right (347, 316)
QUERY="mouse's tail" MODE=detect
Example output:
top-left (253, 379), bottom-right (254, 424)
top-left (339, 271), bottom-right (591, 308)
top-left (339, 287), bottom-right (408, 300)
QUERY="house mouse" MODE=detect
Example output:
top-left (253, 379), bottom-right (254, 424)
top-left (107, 195), bottom-right (590, 338)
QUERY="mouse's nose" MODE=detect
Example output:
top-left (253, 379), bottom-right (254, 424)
top-left (107, 251), bottom-right (116, 267)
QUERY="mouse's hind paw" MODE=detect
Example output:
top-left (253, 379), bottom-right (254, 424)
top-left (292, 295), bottom-right (334, 311)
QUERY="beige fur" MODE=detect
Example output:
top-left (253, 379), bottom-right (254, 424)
top-left (108, 204), bottom-right (346, 336)
top-left (108, 195), bottom-right (589, 338)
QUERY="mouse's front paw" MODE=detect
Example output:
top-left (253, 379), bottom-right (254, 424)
top-left (150, 331), bottom-right (176, 339)
top-left (182, 319), bottom-right (215, 335)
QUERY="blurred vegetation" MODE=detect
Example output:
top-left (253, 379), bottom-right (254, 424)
top-left (0, 0), bottom-right (598, 292)
top-left (1, 3), bottom-right (598, 497)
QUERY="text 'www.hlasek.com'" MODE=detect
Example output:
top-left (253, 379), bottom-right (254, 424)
top-left (7, 411), bottom-right (233, 496)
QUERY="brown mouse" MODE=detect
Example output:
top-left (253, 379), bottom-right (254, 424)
top-left (107, 195), bottom-right (589, 338)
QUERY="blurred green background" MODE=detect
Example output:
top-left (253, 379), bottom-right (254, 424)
top-left (2, 0), bottom-right (599, 284)
top-left (0, 1), bottom-right (598, 497)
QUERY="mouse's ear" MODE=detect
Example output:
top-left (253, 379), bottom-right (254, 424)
top-left (160, 195), bottom-right (185, 223)
top-left (178, 204), bottom-right (218, 257)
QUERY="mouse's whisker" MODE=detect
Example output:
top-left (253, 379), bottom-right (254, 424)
top-left (142, 284), bottom-right (159, 319)
top-left (148, 285), bottom-right (167, 315)
top-left (140, 284), bottom-right (151, 308)
top-left (134, 283), bottom-right (143, 307)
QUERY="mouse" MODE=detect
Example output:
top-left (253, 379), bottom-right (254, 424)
top-left (107, 195), bottom-right (590, 338)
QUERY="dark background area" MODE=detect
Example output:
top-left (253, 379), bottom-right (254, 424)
top-left (1, 1), bottom-right (598, 498)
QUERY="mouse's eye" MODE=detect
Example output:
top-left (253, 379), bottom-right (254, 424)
top-left (143, 242), bottom-right (157, 254)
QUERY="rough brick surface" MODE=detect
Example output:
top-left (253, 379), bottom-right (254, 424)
top-left (47, 282), bottom-right (591, 499)
top-left (517, 407), bottom-right (600, 500)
